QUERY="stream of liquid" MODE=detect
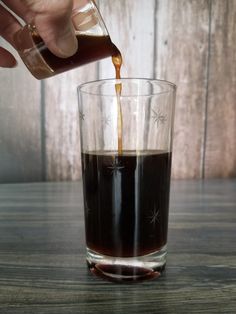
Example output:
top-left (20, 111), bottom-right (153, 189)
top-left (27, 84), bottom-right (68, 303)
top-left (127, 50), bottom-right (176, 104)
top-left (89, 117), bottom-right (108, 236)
top-left (111, 46), bottom-right (123, 155)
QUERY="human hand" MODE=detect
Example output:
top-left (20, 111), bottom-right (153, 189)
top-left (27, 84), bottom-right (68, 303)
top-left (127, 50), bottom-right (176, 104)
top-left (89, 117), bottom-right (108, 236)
top-left (0, 0), bottom-right (78, 68)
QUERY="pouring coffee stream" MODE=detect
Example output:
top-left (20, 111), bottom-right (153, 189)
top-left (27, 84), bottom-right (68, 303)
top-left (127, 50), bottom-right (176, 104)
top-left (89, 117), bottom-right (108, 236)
top-left (9, 0), bottom-right (177, 282)
top-left (112, 48), bottom-right (123, 155)
top-left (14, 0), bottom-right (124, 154)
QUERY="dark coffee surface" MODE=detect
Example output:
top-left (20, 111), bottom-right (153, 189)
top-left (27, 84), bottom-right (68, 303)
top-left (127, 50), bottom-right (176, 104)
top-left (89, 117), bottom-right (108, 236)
top-left (81, 150), bottom-right (172, 257)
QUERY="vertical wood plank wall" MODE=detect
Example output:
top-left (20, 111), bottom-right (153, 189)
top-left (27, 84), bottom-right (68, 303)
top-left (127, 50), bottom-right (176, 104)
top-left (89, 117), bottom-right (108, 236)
top-left (155, 0), bottom-right (210, 179)
top-left (204, 0), bottom-right (236, 178)
top-left (0, 0), bottom-right (235, 182)
top-left (43, 64), bottom-right (97, 181)
top-left (0, 41), bottom-right (42, 182)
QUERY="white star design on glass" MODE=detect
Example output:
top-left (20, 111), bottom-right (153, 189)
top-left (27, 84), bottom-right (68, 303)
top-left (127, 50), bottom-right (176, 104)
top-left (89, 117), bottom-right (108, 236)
top-left (152, 109), bottom-right (167, 126)
top-left (107, 159), bottom-right (124, 175)
top-left (148, 207), bottom-right (160, 225)
top-left (84, 203), bottom-right (91, 216)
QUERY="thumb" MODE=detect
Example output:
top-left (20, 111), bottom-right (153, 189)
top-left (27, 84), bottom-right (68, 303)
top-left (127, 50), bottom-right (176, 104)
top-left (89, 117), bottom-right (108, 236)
top-left (33, 0), bottom-right (78, 58)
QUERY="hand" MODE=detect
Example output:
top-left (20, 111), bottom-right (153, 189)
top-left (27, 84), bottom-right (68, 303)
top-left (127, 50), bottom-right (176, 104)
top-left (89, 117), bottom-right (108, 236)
top-left (0, 0), bottom-right (78, 68)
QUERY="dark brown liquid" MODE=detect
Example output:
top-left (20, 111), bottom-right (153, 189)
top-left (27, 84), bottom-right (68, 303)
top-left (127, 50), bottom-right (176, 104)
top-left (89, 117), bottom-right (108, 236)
top-left (82, 150), bottom-right (171, 257)
top-left (111, 45), bottom-right (123, 154)
top-left (31, 32), bottom-right (124, 151)
top-left (32, 34), bottom-right (120, 76)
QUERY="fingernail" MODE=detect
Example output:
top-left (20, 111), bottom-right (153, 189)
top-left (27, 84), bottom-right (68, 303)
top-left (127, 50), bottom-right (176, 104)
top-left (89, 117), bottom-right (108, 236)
top-left (11, 59), bottom-right (18, 68)
top-left (72, 11), bottom-right (98, 31)
top-left (56, 24), bottom-right (78, 57)
top-left (0, 59), bottom-right (18, 68)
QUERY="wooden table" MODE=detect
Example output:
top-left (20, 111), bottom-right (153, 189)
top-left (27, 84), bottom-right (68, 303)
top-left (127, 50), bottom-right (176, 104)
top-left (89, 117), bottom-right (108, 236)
top-left (0, 180), bottom-right (235, 313)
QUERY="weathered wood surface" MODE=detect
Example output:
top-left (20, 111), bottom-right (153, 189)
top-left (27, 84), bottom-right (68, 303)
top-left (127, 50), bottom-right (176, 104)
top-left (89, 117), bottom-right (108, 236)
top-left (204, 0), bottom-right (236, 178)
top-left (98, 0), bottom-right (156, 79)
top-left (43, 64), bottom-right (97, 181)
top-left (155, 0), bottom-right (210, 179)
top-left (0, 179), bottom-right (235, 313)
top-left (0, 38), bottom-right (42, 183)
top-left (0, 0), bottom-right (236, 181)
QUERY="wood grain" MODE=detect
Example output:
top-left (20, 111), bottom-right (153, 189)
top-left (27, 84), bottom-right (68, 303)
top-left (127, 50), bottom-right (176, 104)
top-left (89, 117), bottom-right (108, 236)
top-left (98, 0), bottom-right (156, 79)
top-left (43, 64), bottom-right (97, 181)
top-left (44, 0), bottom-right (156, 180)
top-left (0, 38), bottom-right (42, 183)
top-left (154, 0), bottom-right (211, 179)
top-left (0, 0), bottom-right (236, 181)
top-left (97, 0), bottom-right (157, 154)
top-left (204, 0), bottom-right (236, 177)
top-left (0, 180), bottom-right (235, 313)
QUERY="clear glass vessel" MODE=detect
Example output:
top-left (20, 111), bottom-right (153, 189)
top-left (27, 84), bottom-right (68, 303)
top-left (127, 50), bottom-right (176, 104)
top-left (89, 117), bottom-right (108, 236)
top-left (14, 0), bottom-right (112, 79)
top-left (78, 78), bottom-right (176, 282)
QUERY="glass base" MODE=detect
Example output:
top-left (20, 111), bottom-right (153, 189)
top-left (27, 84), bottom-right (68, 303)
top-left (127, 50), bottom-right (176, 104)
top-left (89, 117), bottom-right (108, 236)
top-left (86, 246), bottom-right (167, 283)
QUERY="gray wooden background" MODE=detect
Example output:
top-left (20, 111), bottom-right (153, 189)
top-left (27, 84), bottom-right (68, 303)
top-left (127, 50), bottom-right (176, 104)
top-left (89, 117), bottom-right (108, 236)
top-left (0, 0), bottom-right (235, 183)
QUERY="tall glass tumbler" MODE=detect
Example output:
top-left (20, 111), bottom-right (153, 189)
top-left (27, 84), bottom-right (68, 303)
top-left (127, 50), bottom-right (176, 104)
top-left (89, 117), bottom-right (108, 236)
top-left (78, 78), bottom-right (176, 282)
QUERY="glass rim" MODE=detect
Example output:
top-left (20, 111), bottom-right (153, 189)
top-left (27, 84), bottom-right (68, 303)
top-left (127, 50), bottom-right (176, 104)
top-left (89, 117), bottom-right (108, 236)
top-left (78, 78), bottom-right (176, 97)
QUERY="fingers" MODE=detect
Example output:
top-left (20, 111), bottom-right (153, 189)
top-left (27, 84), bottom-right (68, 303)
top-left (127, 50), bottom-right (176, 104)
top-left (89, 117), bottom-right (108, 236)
top-left (0, 3), bottom-right (22, 47)
top-left (0, 47), bottom-right (17, 67)
top-left (32, 0), bottom-right (78, 58)
top-left (0, 2), bottom-right (22, 68)
top-left (1, 0), bottom-right (32, 22)
top-left (1, 0), bottom-right (78, 60)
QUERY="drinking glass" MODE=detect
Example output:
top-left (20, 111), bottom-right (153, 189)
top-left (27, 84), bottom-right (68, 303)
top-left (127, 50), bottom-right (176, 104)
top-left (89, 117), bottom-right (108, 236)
top-left (78, 78), bottom-right (176, 282)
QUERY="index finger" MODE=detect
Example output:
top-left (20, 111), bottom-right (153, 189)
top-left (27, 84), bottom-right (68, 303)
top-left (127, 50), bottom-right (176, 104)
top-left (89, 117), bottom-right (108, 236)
top-left (1, 0), bottom-right (33, 23)
top-left (0, 3), bottom-right (22, 47)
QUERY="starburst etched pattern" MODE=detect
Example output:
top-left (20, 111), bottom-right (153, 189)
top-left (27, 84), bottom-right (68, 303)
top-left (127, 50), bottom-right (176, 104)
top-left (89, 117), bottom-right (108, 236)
top-left (79, 110), bottom-right (85, 121)
top-left (152, 109), bottom-right (167, 126)
top-left (107, 158), bottom-right (124, 175)
top-left (84, 202), bottom-right (91, 217)
top-left (148, 206), bottom-right (160, 225)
